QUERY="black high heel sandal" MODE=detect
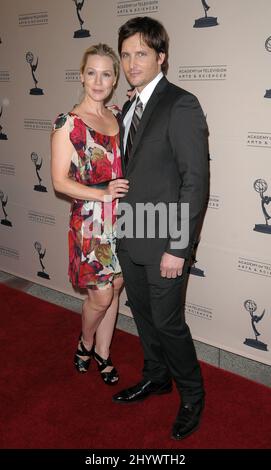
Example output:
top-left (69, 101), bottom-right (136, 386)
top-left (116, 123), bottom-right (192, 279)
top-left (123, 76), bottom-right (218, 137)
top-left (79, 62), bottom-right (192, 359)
top-left (74, 334), bottom-right (93, 374)
top-left (93, 350), bottom-right (119, 385)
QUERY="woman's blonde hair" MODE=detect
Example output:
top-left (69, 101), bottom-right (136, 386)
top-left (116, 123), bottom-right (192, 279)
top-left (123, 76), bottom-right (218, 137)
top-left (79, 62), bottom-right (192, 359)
top-left (80, 43), bottom-right (120, 83)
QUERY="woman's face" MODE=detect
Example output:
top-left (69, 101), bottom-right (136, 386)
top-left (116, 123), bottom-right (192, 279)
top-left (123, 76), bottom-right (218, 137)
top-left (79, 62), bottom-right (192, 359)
top-left (81, 54), bottom-right (116, 102)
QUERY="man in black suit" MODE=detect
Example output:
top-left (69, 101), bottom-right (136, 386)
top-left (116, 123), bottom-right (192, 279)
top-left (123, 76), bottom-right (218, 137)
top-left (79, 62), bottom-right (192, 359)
top-left (113, 16), bottom-right (209, 440)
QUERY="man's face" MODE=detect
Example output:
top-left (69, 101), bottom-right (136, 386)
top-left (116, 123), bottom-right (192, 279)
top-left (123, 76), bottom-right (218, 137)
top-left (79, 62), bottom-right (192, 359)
top-left (120, 33), bottom-right (165, 92)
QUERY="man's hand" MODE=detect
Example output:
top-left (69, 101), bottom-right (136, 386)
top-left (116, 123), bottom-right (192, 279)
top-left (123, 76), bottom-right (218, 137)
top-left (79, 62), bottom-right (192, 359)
top-left (160, 253), bottom-right (185, 278)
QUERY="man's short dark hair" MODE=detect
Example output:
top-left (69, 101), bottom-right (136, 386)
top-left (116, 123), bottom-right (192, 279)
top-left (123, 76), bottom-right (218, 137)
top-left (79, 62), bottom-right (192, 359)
top-left (118, 16), bottom-right (169, 74)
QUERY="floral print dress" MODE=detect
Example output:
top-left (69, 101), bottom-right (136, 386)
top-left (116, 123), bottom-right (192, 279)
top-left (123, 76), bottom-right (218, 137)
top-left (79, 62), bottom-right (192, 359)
top-left (53, 106), bottom-right (122, 289)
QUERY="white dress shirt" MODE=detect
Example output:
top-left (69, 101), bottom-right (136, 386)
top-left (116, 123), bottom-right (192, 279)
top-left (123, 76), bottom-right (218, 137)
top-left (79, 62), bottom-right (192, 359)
top-left (123, 72), bottom-right (163, 151)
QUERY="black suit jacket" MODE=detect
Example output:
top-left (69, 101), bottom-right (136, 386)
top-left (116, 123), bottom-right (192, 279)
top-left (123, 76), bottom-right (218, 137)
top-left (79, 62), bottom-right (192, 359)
top-left (118, 76), bottom-right (209, 265)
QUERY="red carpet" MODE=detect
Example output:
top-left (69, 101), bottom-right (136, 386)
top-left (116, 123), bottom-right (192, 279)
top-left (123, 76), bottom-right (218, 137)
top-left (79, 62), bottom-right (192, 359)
top-left (0, 282), bottom-right (271, 450)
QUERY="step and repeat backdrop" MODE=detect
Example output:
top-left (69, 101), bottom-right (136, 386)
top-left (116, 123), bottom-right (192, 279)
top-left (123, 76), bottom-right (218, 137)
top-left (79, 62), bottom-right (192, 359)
top-left (0, 0), bottom-right (270, 365)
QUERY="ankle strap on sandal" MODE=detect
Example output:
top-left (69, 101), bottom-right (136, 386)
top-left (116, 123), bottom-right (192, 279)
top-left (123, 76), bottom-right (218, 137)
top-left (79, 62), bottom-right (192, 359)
top-left (77, 338), bottom-right (93, 356)
top-left (93, 350), bottom-right (113, 371)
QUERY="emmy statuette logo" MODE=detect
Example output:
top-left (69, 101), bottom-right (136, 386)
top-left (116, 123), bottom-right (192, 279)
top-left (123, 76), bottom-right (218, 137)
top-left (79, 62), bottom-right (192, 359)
top-left (0, 106), bottom-right (8, 140)
top-left (253, 179), bottom-right (271, 234)
top-left (264, 36), bottom-right (271, 98)
top-left (34, 241), bottom-right (50, 279)
top-left (0, 190), bottom-right (12, 226)
top-left (243, 300), bottom-right (268, 351)
top-left (31, 152), bottom-right (47, 192)
top-left (26, 51), bottom-right (44, 95)
top-left (73, 0), bottom-right (90, 38)
top-left (194, 0), bottom-right (218, 28)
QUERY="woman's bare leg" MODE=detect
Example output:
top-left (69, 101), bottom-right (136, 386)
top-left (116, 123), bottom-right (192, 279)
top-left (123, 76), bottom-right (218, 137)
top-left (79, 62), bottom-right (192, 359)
top-left (95, 276), bottom-right (124, 372)
top-left (78, 286), bottom-right (114, 362)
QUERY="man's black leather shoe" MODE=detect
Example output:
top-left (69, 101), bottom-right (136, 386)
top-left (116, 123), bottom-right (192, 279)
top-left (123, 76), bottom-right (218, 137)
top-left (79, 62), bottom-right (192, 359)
top-left (171, 398), bottom-right (204, 440)
top-left (112, 379), bottom-right (172, 403)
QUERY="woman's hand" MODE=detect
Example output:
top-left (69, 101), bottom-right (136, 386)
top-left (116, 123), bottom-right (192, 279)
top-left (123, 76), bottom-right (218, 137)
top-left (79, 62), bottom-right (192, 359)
top-left (127, 88), bottom-right (136, 100)
top-left (103, 178), bottom-right (129, 201)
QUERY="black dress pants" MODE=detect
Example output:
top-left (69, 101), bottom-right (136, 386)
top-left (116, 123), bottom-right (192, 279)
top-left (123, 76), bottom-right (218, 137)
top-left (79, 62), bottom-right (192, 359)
top-left (118, 248), bottom-right (204, 403)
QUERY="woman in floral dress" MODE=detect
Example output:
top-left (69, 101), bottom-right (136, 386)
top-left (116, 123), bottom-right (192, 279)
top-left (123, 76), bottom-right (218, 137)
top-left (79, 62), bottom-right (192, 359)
top-left (51, 44), bottom-right (129, 384)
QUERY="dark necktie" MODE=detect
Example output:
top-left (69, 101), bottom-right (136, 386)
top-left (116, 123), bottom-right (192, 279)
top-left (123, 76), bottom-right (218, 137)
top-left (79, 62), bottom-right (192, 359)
top-left (124, 96), bottom-right (143, 168)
